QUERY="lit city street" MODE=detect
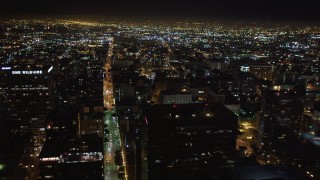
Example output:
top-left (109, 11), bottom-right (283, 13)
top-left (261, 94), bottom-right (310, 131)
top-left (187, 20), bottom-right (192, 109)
top-left (104, 109), bottom-right (121, 180)
top-left (103, 38), bottom-right (128, 180)
top-left (237, 120), bottom-right (256, 156)
top-left (237, 118), bottom-right (281, 165)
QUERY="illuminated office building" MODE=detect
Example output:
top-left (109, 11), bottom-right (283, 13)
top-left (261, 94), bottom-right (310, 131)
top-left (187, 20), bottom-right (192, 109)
top-left (249, 62), bottom-right (274, 81)
top-left (0, 64), bottom-right (54, 152)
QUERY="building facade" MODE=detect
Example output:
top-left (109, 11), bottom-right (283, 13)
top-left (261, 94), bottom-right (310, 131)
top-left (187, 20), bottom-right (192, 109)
top-left (145, 103), bottom-right (238, 179)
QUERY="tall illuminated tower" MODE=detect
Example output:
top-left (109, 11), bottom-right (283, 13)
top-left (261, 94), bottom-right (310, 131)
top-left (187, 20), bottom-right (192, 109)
top-left (1, 64), bottom-right (54, 153)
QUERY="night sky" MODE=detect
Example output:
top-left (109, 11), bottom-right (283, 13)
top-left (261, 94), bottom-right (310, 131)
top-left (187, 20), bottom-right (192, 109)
top-left (0, 0), bottom-right (319, 22)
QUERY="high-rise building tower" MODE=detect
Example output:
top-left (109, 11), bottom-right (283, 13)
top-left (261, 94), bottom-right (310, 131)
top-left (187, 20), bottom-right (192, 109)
top-left (257, 87), bottom-right (304, 150)
top-left (0, 64), bottom-right (54, 153)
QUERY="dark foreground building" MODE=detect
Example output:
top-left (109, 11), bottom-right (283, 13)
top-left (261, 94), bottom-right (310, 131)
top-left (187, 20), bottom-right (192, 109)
top-left (38, 135), bottom-right (103, 180)
top-left (234, 165), bottom-right (306, 180)
top-left (38, 110), bottom-right (104, 180)
top-left (144, 103), bottom-right (238, 180)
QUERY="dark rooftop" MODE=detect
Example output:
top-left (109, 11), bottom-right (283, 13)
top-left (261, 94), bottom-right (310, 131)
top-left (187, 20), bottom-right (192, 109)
top-left (145, 103), bottom-right (237, 125)
top-left (233, 165), bottom-right (306, 180)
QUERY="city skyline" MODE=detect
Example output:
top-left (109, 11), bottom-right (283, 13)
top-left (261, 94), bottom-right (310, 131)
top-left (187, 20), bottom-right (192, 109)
top-left (0, 2), bottom-right (320, 178)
